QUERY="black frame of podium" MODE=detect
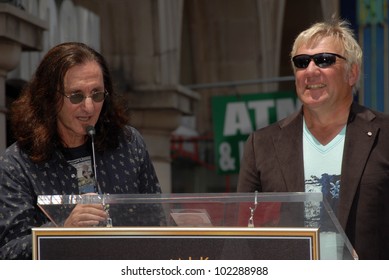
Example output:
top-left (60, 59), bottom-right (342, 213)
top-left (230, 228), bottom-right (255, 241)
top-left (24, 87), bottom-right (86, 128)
top-left (32, 192), bottom-right (356, 260)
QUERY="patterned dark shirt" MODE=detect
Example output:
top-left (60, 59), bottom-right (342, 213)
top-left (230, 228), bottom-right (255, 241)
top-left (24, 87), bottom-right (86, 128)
top-left (0, 126), bottom-right (161, 259)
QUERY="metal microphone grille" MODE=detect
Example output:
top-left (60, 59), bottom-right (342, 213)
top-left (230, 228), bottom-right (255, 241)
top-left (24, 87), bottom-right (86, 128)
top-left (86, 125), bottom-right (95, 136)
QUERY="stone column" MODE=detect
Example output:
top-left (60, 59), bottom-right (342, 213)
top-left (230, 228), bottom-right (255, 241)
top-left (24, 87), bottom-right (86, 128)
top-left (0, 41), bottom-right (20, 152)
top-left (129, 84), bottom-right (199, 193)
top-left (256, 0), bottom-right (286, 92)
top-left (0, 3), bottom-right (47, 153)
top-left (128, 1), bottom-right (199, 193)
top-left (78, 0), bottom-right (200, 193)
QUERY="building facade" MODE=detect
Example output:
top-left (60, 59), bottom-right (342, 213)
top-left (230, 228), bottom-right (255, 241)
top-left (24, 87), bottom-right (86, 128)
top-left (2, 0), bottom-right (387, 193)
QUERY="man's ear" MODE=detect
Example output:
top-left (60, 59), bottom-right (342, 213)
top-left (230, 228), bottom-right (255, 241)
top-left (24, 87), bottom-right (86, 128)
top-left (348, 63), bottom-right (359, 87)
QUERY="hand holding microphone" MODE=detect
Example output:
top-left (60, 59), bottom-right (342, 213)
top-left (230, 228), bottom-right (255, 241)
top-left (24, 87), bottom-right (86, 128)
top-left (85, 126), bottom-right (112, 226)
top-left (64, 202), bottom-right (108, 227)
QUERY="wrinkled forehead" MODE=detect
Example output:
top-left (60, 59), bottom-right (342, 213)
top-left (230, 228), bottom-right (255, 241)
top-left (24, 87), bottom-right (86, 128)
top-left (293, 33), bottom-right (344, 54)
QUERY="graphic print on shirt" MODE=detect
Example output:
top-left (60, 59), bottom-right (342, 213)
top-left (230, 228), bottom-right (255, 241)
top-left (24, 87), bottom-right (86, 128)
top-left (67, 156), bottom-right (96, 194)
top-left (305, 173), bottom-right (340, 228)
top-left (303, 119), bottom-right (345, 230)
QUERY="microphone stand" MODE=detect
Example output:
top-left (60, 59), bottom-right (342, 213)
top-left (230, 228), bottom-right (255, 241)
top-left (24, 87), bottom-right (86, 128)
top-left (86, 126), bottom-right (102, 194)
top-left (86, 126), bottom-right (112, 227)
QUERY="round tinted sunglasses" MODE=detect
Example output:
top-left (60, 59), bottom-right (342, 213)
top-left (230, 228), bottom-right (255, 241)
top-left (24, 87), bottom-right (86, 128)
top-left (292, 52), bottom-right (346, 69)
top-left (63, 90), bottom-right (109, 104)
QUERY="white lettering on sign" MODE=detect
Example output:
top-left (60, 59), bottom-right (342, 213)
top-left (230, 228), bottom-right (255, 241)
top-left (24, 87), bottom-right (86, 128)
top-left (223, 102), bottom-right (252, 136)
top-left (222, 98), bottom-right (299, 137)
top-left (276, 98), bottom-right (300, 119)
top-left (218, 142), bottom-right (235, 171)
top-left (247, 100), bottom-right (274, 130)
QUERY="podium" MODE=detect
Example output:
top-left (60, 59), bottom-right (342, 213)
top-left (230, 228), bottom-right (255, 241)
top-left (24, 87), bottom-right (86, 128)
top-left (32, 192), bottom-right (357, 260)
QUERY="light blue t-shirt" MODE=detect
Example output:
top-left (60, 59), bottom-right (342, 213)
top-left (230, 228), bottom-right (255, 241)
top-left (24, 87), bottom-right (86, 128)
top-left (303, 118), bottom-right (346, 228)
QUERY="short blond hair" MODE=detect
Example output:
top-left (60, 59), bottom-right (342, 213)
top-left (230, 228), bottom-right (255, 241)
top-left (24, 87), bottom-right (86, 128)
top-left (290, 19), bottom-right (362, 90)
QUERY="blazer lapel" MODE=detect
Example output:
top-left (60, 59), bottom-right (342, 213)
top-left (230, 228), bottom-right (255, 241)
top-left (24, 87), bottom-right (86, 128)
top-left (271, 103), bottom-right (378, 229)
top-left (337, 102), bottom-right (378, 229)
top-left (273, 109), bottom-right (305, 192)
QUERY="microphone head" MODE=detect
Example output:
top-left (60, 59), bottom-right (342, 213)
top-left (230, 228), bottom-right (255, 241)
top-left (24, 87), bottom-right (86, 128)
top-left (86, 125), bottom-right (95, 136)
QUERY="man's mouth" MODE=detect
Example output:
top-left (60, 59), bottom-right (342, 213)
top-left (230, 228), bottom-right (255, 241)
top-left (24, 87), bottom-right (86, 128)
top-left (306, 84), bottom-right (325, 89)
top-left (77, 116), bottom-right (91, 122)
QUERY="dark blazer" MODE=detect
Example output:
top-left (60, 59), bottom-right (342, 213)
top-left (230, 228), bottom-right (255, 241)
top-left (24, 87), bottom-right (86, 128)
top-left (238, 101), bottom-right (389, 260)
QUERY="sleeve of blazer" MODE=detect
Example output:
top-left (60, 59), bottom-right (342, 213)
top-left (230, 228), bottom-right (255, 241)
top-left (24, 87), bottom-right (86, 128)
top-left (237, 133), bottom-right (261, 192)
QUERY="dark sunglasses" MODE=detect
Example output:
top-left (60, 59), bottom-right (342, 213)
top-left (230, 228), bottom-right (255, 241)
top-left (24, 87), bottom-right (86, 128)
top-left (292, 52), bottom-right (346, 69)
top-left (63, 90), bottom-right (109, 104)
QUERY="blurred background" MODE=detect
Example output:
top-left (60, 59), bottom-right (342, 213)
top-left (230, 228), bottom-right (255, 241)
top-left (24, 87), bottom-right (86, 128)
top-left (0, 0), bottom-right (387, 193)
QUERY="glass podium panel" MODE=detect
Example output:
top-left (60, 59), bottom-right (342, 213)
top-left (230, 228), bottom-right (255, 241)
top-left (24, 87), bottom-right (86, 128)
top-left (35, 192), bottom-right (356, 260)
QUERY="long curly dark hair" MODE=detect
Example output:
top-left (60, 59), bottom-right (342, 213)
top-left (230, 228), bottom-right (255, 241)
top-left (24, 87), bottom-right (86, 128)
top-left (11, 42), bottom-right (130, 162)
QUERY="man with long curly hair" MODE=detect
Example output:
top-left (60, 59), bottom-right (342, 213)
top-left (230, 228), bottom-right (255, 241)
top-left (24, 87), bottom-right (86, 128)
top-left (0, 42), bottom-right (161, 259)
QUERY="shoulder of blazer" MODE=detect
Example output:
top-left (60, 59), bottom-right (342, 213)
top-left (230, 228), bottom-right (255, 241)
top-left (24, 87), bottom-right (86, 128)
top-left (250, 106), bottom-right (303, 145)
top-left (278, 106), bottom-right (303, 129)
top-left (251, 106), bottom-right (303, 137)
top-left (348, 101), bottom-right (377, 123)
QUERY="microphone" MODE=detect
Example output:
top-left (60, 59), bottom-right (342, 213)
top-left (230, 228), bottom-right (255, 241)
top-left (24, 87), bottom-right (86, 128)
top-left (86, 125), bottom-right (102, 194)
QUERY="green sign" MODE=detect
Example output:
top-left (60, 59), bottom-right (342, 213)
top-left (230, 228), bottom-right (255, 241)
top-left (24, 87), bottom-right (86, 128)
top-left (211, 91), bottom-right (300, 174)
